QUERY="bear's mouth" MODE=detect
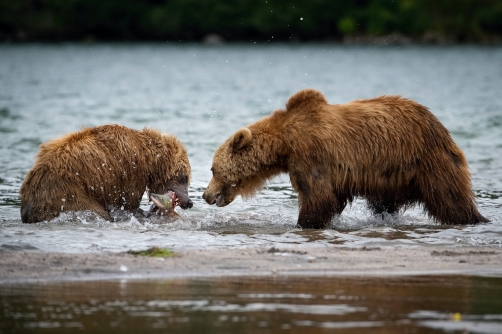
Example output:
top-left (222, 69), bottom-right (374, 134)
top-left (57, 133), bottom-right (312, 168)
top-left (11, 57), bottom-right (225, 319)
top-left (215, 193), bottom-right (224, 207)
top-left (149, 190), bottom-right (180, 213)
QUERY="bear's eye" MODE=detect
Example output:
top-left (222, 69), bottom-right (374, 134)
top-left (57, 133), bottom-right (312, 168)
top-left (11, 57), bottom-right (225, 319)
top-left (179, 174), bottom-right (188, 184)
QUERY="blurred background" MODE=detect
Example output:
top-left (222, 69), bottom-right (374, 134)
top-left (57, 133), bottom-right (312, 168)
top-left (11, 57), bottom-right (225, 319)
top-left (1, 0), bottom-right (501, 43)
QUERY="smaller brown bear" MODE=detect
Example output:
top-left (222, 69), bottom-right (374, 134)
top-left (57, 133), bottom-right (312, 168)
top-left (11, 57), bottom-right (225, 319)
top-left (203, 89), bottom-right (488, 228)
top-left (20, 124), bottom-right (193, 223)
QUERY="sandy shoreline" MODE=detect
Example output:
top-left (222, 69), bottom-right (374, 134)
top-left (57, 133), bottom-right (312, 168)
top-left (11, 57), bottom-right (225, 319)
top-left (1, 246), bottom-right (501, 284)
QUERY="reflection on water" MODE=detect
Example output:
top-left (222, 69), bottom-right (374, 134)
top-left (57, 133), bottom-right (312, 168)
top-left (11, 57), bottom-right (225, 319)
top-left (1, 275), bottom-right (501, 333)
top-left (0, 44), bottom-right (501, 252)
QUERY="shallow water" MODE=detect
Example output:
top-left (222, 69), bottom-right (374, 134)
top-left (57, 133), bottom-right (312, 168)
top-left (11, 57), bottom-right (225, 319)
top-left (0, 43), bottom-right (501, 253)
top-left (1, 275), bottom-right (502, 333)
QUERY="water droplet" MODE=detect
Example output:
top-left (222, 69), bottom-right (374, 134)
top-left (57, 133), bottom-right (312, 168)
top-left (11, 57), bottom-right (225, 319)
top-left (300, 17), bottom-right (303, 20)
top-left (61, 198), bottom-right (66, 202)
top-left (76, 172), bottom-right (79, 176)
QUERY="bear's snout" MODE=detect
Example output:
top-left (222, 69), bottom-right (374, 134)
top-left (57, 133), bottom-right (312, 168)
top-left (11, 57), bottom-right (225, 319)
top-left (163, 181), bottom-right (193, 210)
top-left (202, 189), bottom-right (221, 206)
top-left (202, 190), bottom-right (215, 205)
top-left (176, 192), bottom-right (193, 210)
top-left (203, 178), bottom-right (236, 207)
top-left (185, 198), bottom-right (193, 209)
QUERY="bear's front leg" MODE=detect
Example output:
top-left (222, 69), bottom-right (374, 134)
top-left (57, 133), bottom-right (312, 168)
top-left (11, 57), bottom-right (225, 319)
top-left (290, 166), bottom-right (345, 229)
top-left (297, 194), bottom-right (346, 229)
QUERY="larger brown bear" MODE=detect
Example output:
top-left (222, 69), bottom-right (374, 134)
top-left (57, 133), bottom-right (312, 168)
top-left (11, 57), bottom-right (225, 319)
top-left (203, 89), bottom-right (488, 228)
top-left (20, 124), bottom-right (193, 223)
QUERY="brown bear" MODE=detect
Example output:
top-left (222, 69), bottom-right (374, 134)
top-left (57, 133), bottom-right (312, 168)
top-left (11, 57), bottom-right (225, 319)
top-left (20, 124), bottom-right (193, 223)
top-left (202, 89), bottom-right (488, 228)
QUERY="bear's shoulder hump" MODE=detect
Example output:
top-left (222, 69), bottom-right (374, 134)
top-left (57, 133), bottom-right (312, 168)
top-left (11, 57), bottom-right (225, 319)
top-left (286, 89), bottom-right (327, 112)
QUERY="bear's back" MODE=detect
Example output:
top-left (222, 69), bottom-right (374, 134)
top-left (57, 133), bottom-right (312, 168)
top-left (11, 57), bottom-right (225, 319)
top-left (281, 91), bottom-right (457, 174)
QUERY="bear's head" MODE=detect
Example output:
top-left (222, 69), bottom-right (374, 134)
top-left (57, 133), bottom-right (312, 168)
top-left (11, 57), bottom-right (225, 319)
top-left (148, 134), bottom-right (193, 210)
top-left (203, 125), bottom-right (286, 207)
top-left (203, 89), bottom-right (327, 208)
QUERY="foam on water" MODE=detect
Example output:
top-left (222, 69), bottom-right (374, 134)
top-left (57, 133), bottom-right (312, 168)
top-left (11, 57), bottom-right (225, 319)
top-left (1, 197), bottom-right (501, 253)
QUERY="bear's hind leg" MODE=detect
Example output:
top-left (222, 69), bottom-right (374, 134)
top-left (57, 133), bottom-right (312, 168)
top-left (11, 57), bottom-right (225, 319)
top-left (418, 156), bottom-right (489, 225)
top-left (421, 189), bottom-right (488, 225)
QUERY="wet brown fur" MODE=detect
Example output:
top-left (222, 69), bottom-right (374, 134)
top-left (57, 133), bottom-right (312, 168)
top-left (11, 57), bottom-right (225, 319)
top-left (20, 124), bottom-right (191, 223)
top-left (203, 89), bottom-right (488, 228)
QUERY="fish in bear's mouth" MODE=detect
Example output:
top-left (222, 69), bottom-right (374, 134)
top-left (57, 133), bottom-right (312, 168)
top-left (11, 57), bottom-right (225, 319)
top-left (149, 190), bottom-right (180, 214)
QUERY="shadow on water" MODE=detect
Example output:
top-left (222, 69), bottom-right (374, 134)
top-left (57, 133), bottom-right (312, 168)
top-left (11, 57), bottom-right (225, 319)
top-left (1, 275), bottom-right (501, 333)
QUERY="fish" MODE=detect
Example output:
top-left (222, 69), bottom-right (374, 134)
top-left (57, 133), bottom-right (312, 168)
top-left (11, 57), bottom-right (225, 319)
top-left (149, 190), bottom-right (180, 218)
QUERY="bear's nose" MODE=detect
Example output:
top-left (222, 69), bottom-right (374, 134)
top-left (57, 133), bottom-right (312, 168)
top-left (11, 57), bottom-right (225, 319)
top-left (187, 199), bottom-right (193, 208)
top-left (202, 192), bottom-right (206, 200)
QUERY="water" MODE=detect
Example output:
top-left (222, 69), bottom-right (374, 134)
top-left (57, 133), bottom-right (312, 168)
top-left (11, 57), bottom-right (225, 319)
top-left (1, 43), bottom-right (502, 252)
top-left (1, 275), bottom-right (502, 333)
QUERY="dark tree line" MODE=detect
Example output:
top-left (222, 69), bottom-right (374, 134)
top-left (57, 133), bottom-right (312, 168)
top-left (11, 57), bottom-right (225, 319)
top-left (1, 0), bottom-right (501, 42)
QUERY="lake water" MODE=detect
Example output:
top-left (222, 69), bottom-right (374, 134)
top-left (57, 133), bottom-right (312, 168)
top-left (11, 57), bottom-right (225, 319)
top-left (0, 43), bottom-right (501, 252)
top-left (2, 275), bottom-right (502, 333)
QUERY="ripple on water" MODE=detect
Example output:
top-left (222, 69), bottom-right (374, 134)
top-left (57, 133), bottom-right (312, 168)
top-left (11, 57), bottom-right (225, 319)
top-left (2, 274), bottom-right (501, 332)
top-left (1, 204), bottom-right (501, 253)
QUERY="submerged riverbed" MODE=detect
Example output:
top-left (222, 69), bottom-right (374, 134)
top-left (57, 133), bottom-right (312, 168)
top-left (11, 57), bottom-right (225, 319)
top-left (0, 43), bottom-right (501, 252)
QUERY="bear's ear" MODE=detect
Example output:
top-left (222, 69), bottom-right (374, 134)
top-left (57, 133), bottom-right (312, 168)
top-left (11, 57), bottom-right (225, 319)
top-left (231, 128), bottom-right (252, 151)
